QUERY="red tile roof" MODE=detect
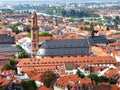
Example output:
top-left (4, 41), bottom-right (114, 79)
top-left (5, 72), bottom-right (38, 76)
top-left (90, 66), bottom-right (107, 72)
top-left (18, 56), bottom-right (116, 67)
top-left (111, 85), bottom-right (120, 90)
top-left (1, 70), bottom-right (15, 76)
top-left (17, 56), bottom-right (116, 74)
top-left (37, 85), bottom-right (53, 90)
top-left (56, 75), bottom-right (92, 87)
top-left (0, 78), bottom-right (10, 86)
top-left (104, 68), bottom-right (119, 78)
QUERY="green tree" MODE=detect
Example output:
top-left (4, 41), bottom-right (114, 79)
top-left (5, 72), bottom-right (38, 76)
top-left (16, 45), bottom-right (29, 58)
top-left (84, 22), bottom-right (90, 25)
top-left (9, 56), bottom-right (15, 66)
top-left (12, 27), bottom-right (20, 34)
top-left (115, 32), bottom-right (120, 35)
top-left (68, 19), bottom-right (74, 22)
top-left (61, 9), bottom-right (67, 16)
top-left (1, 64), bottom-right (14, 71)
top-left (16, 45), bottom-right (24, 50)
top-left (87, 74), bottom-right (118, 84)
top-left (97, 22), bottom-right (103, 26)
top-left (7, 24), bottom-right (13, 29)
top-left (3, 9), bottom-right (13, 14)
top-left (20, 80), bottom-right (37, 90)
top-left (15, 22), bottom-right (21, 26)
top-left (97, 76), bottom-right (109, 84)
top-left (40, 71), bottom-right (57, 88)
top-left (76, 69), bottom-right (85, 78)
top-left (109, 78), bottom-right (117, 84)
top-left (89, 23), bottom-right (94, 30)
top-left (39, 32), bottom-right (52, 37)
top-left (0, 86), bottom-right (5, 90)
top-left (24, 25), bottom-right (31, 32)
top-left (27, 32), bottom-right (31, 37)
top-left (18, 51), bottom-right (29, 58)
top-left (87, 74), bottom-right (98, 82)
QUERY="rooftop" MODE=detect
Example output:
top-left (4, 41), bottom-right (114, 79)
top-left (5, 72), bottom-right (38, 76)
top-left (0, 34), bottom-right (15, 44)
top-left (37, 39), bottom-right (90, 56)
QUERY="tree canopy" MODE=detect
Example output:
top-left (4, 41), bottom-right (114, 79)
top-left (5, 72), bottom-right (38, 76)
top-left (20, 80), bottom-right (37, 90)
top-left (40, 71), bottom-right (57, 88)
top-left (76, 69), bottom-right (85, 78)
top-left (1, 64), bottom-right (14, 71)
top-left (27, 32), bottom-right (52, 37)
top-left (39, 32), bottom-right (52, 37)
top-left (16, 45), bottom-right (29, 58)
top-left (18, 51), bottom-right (29, 58)
top-left (9, 56), bottom-right (16, 66)
top-left (87, 74), bottom-right (118, 84)
top-left (7, 23), bottom-right (31, 34)
top-left (0, 86), bottom-right (5, 90)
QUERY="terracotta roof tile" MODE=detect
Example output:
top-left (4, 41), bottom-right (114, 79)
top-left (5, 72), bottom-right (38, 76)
top-left (56, 75), bottom-right (92, 87)
top-left (0, 78), bottom-right (10, 86)
top-left (90, 66), bottom-right (107, 72)
top-left (104, 68), bottom-right (119, 78)
top-left (111, 85), bottom-right (120, 90)
top-left (37, 85), bottom-right (53, 90)
top-left (17, 56), bottom-right (116, 75)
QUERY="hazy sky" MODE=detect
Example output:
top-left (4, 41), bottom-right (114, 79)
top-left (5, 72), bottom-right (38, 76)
top-left (0, 0), bottom-right (118, 1)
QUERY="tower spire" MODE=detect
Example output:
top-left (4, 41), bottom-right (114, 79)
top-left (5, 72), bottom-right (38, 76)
top-left (31, 11), bottom-right (37, 27)
top-left (31, 11), bottom-right (39, 58)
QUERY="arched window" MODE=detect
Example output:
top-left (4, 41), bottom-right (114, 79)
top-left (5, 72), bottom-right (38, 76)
top-left (34, 43), bottom-right (36, 48)
top-left (33, 33), bottom-right (36, 39)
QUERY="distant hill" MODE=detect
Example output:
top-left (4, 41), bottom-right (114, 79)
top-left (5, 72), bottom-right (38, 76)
top-left (1, 0), bottom-right (119, 4)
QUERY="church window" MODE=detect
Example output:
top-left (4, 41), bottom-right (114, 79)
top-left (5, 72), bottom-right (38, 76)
top-left (61, 56), bottom-right (63, 58)
top-left (33, 34), bottom-right (36, 39)
top-left (68, 55), bottom-right (70, 57)
top-left (34, 43), bottom-right (36, 48)
top-left (51, 56), bottom-right (54, 58)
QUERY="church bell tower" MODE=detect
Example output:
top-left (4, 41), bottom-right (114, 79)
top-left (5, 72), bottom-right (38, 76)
top-left (31, 11), bottom-right (39, 58)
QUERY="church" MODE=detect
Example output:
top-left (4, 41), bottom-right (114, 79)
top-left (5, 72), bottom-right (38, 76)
top-left (30, 11), bottom-right (114, 58)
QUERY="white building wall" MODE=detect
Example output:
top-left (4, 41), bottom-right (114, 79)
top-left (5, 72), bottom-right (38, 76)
top-left (54, 86), bottom-right (64, 90)
top-left (35, 81), bottom-right (43, 87)
top-left (115, 56), bottom-right (120, 62)
top-left (17, 67), bottom-right (21, 75)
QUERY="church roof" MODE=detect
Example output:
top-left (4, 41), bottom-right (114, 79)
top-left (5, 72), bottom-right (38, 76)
top-left (0, 45), bottom-right (20, 53)
top-left (0, 34), bottom-right (15, 44)
top-left (40, 39), bottom-right (89, 48)
top-left (89, 35), bottom-right (109, 46)
top-left (37, 39), bottom-right (90, 56)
